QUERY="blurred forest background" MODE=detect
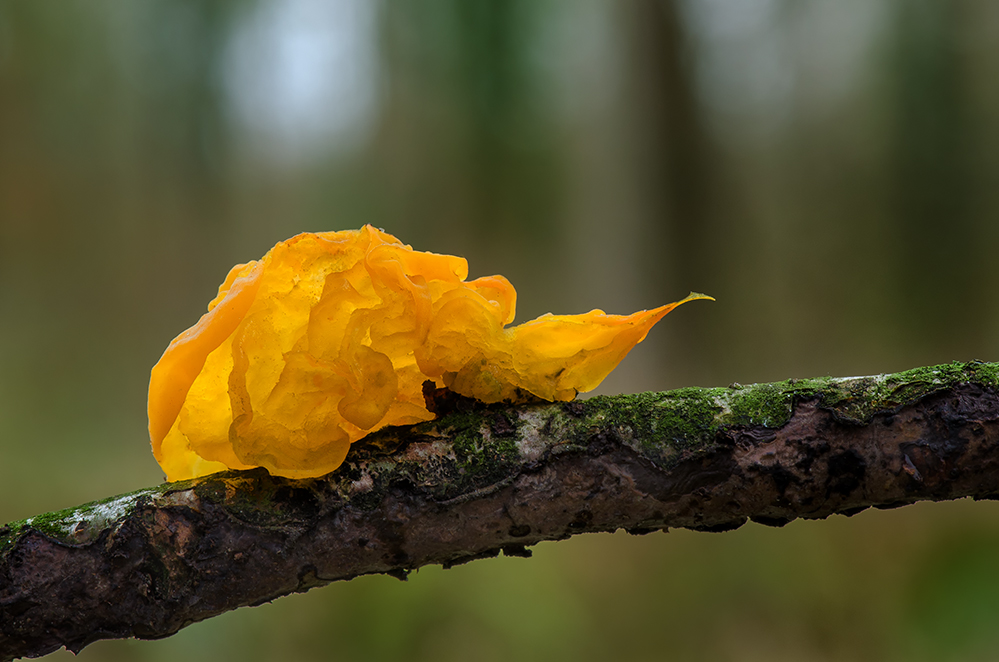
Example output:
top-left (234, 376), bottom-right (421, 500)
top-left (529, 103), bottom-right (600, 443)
top-left (3, 0), bottom-right (999, 660)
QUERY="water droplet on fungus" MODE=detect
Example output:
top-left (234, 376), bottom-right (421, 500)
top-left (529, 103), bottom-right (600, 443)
top-left (148, 226), bottom-right (712, 480)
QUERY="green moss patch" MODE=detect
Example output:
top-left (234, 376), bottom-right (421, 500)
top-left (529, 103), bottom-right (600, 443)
top-left (566, 361), bottom-right (999, 466)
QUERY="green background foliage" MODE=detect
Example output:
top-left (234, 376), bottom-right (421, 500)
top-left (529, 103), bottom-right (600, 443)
top-left (2, 1), bottom-right (999, 659)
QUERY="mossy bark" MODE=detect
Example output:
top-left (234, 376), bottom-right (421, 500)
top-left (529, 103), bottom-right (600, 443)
top-left (4, 360), bottom-right (999, 660)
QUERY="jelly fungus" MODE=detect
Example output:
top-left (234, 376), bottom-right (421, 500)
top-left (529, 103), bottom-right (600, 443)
top-left (149, 226), bottom-right (711, 480)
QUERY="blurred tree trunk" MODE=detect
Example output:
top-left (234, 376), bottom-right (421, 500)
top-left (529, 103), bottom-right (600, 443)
top-left (889, 1), bottom-right (982, 352)
top-left (619, 0), bottom-right (717, 384)
top-left (624, 0), bottom-right (711, 285)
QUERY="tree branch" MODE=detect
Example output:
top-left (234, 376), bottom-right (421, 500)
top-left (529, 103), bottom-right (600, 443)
top-left (5, 361), bottom-right (999, 660)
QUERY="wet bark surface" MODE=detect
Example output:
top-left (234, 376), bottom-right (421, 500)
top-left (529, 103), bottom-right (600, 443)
top-left (3, 362), bottom-right (999, 660)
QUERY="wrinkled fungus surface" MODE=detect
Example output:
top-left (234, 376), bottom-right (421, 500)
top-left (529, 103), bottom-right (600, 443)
top-left (149, 226), bottom-right (710, 480)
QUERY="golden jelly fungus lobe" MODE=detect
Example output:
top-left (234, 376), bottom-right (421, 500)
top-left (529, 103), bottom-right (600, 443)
top-left (148, 226), bottom-right (711, 480)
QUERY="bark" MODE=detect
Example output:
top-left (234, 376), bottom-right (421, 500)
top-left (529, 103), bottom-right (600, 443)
top-left (4, 361), bottom-right (999, 660)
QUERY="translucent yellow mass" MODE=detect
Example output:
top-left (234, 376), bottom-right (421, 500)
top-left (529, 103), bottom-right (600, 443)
top-left (148, 226), bottom-right (711, 481)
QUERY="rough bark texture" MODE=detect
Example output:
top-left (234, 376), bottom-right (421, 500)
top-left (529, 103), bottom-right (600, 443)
top-left (4, 361), bottom-right (999, 660)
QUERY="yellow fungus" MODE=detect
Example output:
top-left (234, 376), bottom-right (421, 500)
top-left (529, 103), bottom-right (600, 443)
top-left (148, 226), bottom-right (711, 480)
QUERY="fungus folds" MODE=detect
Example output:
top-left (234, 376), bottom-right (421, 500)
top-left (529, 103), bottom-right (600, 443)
top-left (149, 226), bottom-right (710, 480)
